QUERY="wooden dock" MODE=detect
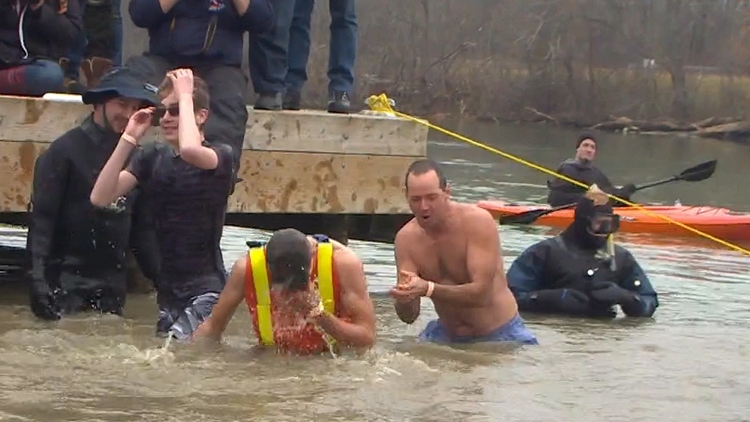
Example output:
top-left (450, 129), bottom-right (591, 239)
top-left (0, 94), bottom-right (428, 244)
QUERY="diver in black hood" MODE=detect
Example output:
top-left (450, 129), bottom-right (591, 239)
top-left (506, 187), bottom-right (659, 318)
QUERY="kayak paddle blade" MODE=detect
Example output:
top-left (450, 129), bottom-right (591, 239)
top-left (678, 159), bottom-right (717, 182)
top-left (500, 202), bottom-right (577, 225)
top-left (634, 160), bottom-right (718, 191)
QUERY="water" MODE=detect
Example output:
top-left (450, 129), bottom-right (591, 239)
top-left (2, 120), bottom-right (750, 421)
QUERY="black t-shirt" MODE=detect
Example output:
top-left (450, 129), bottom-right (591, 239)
top-left (127, 141), bottom-right (234, 303)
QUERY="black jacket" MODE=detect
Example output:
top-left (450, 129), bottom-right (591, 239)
top-left (129, 0), bottom-right (273, 67)
top-left (547, 159), bottom-right (631, 207)
top-left (0, 0), bottom-right (82, 66)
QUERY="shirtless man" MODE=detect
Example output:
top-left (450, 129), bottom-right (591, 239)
top-left (192, 229), bottom-right (376, 355)
top-left (390, 159), bottom-right (538, 345)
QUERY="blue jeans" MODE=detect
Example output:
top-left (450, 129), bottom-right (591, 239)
top-left (67, 0), bottom-right (123, 80)
top-left (418, 314), bottom-right (539, 345)
top-left (0, 60), bottom-right (64, 96)
top-left (249, 0), bottom-right (357, 95)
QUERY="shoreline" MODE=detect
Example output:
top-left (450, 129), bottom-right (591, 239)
top-left (466, 113), bottom-right (750, 143)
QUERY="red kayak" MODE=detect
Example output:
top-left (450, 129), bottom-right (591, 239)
top-left (477, 200), bottom-right (750, 241)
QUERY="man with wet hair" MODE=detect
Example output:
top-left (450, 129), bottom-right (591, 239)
top-left (91, 68), bottom-right (235, 340)
top-left (192, 228), bottom-right (376, 355)
top-left (389, 158), bottom-right (538, 345)
top-left (507, 186), bottom-right (659, 318)
top-left (547, 133), bottom-right (637, 207)
top-left (27, 67), bottom-right (159, 320)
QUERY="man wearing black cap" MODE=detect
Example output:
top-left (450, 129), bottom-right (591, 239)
top-left (26, 66), bottom-right (159, 321)
top-left (192, 228), bottom-right (376, 355)
top-left (507, 186), bottom-right (659, 319)
top-left (547, 133), bottom-right (637, 207)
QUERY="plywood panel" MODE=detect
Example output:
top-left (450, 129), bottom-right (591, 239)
top-left (229, 151), bottom-right (417, 214)
top-left (0, 141), bottom-right (420, 214)
top-left (0, 95), bottom-right (427, 156)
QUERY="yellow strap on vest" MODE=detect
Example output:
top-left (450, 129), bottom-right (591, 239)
top-left (317, 242), bottom-right (335, 315)
top-left (249, 242), bottom-right (336, 347)
top-left (249, 247), bottom-right (274, 346)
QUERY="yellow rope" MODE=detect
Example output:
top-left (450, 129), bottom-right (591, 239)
top-left (366, 93), bottom-right (750, 257)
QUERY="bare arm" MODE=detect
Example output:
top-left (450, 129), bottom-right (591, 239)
top-left (430, 209), bottom-right (499, 306)
top-left (393, 228), bottom-right (421, 324)
top-left (177, 94), bottom-right (219, 170)
top-left (313, 253), bottom-right (376, 349)
top-left (192, 258), bottom-right (247, 342)
top-left (90, 138), bottom-right (139, 207)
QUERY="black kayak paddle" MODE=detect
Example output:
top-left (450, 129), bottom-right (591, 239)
top-left (499, 159), bottom-right (718, 226)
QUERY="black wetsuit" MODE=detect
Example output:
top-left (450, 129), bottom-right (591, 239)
top-left (27, 115), bottom-right (157, 319)
top-left (547, 158), bottom-right (635, 207)
top-left (506, 198), bottom-right (659, 318)
top-left (126, 140), bottom-right (234, 339)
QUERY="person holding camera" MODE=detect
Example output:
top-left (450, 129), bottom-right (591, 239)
top-left (126, 0), bottom-right (274, 176)
top-left (0, 0), bottom-right (83, 96)
top-left (26, 67), bottom-right (160, 321)
top-left (91, 69), bottom-right (235, 341)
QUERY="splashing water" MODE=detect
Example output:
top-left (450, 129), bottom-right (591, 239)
top-left (121, 334), bottom-right (175, 366)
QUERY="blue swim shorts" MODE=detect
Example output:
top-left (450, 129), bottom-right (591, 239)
top-left (418, 313), bottom-right (539, 345)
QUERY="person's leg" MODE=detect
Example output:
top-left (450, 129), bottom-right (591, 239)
top-left (327, 0), bottom-right (357, 113)
top-left (198, 64), bottom-right (249, 174)
top-left (63, 0), bottom-right (87, 93)
top-left (283, 0), bottom-right (315, 110)
top-left (0, 60), bottom-right (65, 96)
top-left (110, 0), bottom-right (124, 68)
top-left (248, 0), bottom-right (296, 110)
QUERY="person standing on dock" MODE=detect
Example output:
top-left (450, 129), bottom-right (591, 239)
top-left (126, 0), bottom-right (274, 173)
top-left (507, 187), bottom-right (659, 319)
top-left (0, 0), bottom-right (83, 97)
top-left (250, 0), bottom-right (357, 113)
top-left (547, 133), bottom-right (637, 208)
top-left (26, 67), bottom-right (160, 321)
top-left (191, 228), bottom-right (376, 355)
top-left (91, 69), bottom-right (235, 340)
top-left (389, 159), bottom-right (538, 346)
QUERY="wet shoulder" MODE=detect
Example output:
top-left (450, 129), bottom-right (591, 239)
top-left (45, 126), bottom-right (86, 156)
top-left (394, 218), bottom-right (423, 245)
top-left (459, 202), bottom-right (496, 226)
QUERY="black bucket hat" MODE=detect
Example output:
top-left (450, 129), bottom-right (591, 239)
top-left (82, 66), bottom-right (159, 106)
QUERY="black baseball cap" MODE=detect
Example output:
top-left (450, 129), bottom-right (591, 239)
top-left (266, 228), bottom-right (312, 290)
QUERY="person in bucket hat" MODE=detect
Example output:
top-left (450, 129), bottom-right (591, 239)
top-left (26, 66), bottom-right (160, 321)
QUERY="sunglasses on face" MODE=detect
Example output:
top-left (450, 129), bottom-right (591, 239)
top-left (150, 104), bottom-right (179, 126)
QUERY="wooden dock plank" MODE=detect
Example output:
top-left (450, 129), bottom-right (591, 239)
top-left (0, 95), bottom-right (427, 156)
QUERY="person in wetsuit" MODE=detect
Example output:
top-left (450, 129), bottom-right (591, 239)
top-left (507, 187), bottom-right (659, 318)
top-left (27, 67), bottom-right (160, 320)
top-left (547, 133), bottom-right (637, 207)
top-left (91, 68), bottom-right (235, 341)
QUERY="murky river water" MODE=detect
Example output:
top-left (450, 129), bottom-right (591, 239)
top-left (1, 121), bottom-right (750, 421)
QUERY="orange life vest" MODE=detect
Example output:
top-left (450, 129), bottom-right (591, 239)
top-left (243, 241), bottom-right (340, 355)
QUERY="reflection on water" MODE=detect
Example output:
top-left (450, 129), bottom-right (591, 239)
top-left (2, 122), bottom-right (750, 421)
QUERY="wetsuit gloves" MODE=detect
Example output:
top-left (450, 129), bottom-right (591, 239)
top-left (588, 281), bottom-right (641, 307)
top-left (529, 288), bottom-right (590, 315)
